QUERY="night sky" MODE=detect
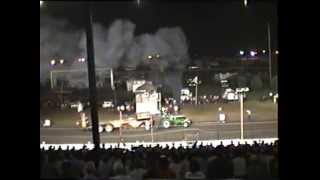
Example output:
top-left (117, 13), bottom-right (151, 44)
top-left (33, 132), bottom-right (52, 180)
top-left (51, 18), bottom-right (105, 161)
top-left (40, 1), bottom-right (278, 57)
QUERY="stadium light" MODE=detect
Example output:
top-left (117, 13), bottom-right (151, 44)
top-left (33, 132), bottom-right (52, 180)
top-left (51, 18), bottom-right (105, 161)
top-left (155, 53), bottom-right (160, 59)
top-left (275, 50), bottom-right (279, 55)
top-left (250, 51), bottom-right (257, 57)
top-left (147, 55), bottom-right (153, 60)
top-left (59, 59), bottom-right (64, 64)
top-left (40, 1), bottom-right (43, 6)
top-left (239, 50), bottom-right (245, 56)
top-left (262, 50), bottom-right (266, 54)
top-left (50, 59), bottom-right (56, 66)
top-left (78, 58), bottom-right (86, 62)
top-left (244, 0), bottom-right (248, 7)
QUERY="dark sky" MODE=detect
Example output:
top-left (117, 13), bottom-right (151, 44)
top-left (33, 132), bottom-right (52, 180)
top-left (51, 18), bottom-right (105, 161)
top-left (40, 1), bottom-right (278, 57)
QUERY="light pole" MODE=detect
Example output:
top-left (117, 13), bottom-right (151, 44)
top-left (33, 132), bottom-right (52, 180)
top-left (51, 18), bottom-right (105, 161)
top-left (236, 87), bottom-right (249, 139)
top-left (117, 105), bottom-right (125, 143)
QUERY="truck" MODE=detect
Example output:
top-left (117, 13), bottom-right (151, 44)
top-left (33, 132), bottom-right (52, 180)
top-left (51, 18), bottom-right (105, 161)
top-left (76, 112), bottom-right (153, 133)
top-left (181, 88), bottom-right (192, 102)
top-left (222, 88), bottom-right (247, 101)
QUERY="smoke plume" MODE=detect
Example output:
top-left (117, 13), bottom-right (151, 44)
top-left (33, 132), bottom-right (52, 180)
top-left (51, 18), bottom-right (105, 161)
top-left (41, 17), bottom-right (190, 99)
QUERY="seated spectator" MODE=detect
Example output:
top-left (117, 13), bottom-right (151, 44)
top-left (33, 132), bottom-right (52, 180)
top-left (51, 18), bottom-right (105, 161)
top-left (247, 154), bottom-right (268, 180)
top-left (40, 140), bottom-right (279, 180)
top-left (128, 158), bottom-right (147, 180)
top-left (232, 151), bottom-right (247, 178)
top-left (83, 161), bottom-right (98, 180)
top-left (169, 154), bottom-right (183, 179)
top-left (60, 160), bottom-right (78, 179)
top-left (157, 155), bottom-right (176, 178)
top-left (185, 159), bottom-right (206, 179)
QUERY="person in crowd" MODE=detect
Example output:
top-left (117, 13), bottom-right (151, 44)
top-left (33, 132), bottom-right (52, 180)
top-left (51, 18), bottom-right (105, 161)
top-left (157, 155), bottom-right (176, 178)
top-left (40, 140), bottom-right (279, 179)
top-left (246, 109), bottom-right (252, 121)
top-left (184, 159), bottom-right (206, 179)
top-left (128, 157), bottom-right (147, 180)
top-left (83, 161), bottom-right (98, 180)
top-left (232, 150), bottom-right (247, 178)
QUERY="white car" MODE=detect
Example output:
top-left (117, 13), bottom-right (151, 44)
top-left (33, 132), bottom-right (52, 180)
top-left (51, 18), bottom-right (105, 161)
top-left (102, 101), bottom-right (114, 108)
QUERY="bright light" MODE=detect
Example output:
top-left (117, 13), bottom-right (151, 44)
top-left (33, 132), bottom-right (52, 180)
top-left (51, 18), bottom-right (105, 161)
top-left (239, 50), bottom-right (244, 55)
top-left (40, 1), bottom-right (43, 6)
top-left (59, 59), bottom-right (64, 64)
top-left (155, 54), bottom-right (160, 59)
top-left (50, 60), bottom-right (56, 66)
top-left (78, 58), bottom-right (85, 62)
top-left (117, 105), bottom-right (125, 111)
top-left (147, 55), bottom-right (152, 60)
top-left (244, 0), bottom-right (247, 7)
top-left (275, 50), bottom-right (279, 55)
top-left (250, 51), bottom-right (256, 57)
top-left (262, 50), bottom-right (266, 54)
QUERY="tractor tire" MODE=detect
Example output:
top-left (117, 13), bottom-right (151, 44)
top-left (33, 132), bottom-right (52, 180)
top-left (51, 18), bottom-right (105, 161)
top-left (183, 122), bottom-right (189, 128)
top-left (105, 124), bottom-right (113, 133)
top-left (99, 126), bottom-right (104, 133)
top-left (163, 120), bottom-right (170, 128)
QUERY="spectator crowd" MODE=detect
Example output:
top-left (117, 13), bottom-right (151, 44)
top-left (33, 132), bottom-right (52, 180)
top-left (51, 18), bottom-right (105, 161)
top-left (40, 140), bottom-right (278, 180)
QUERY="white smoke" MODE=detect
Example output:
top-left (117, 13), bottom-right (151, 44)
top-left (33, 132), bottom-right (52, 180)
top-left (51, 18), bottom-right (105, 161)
top-left (41, 17), bottom-right (190, 94)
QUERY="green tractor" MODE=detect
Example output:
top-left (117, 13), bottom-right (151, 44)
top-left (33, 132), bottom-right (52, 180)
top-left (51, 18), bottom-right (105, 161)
top-left (161, 114), bottom-right (192, 129)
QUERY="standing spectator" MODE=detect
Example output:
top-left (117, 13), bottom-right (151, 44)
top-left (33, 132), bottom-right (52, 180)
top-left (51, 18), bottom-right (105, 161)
top-left (77, 101), bottom-right (83, 113)
top-left (246, 109), bottom-right (252, 121)
top-left (218, 107), bottom-right (226, 123)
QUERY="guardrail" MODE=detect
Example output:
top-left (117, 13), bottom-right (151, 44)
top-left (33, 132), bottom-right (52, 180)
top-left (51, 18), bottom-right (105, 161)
top-left (40, 138), bottom-right (278, 151)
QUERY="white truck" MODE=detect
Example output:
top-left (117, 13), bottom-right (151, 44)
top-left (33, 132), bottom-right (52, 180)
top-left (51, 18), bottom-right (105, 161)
top-left (181, 88), bottom-right (192, 102)
top-left (222, 88), bottom-right (247, 101)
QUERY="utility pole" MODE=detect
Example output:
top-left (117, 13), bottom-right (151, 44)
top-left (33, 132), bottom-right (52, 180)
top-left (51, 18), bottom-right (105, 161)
top-left (85, 3), bottom-right (100, 148)
top-left (268, 23), bottom-right (272, 87)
